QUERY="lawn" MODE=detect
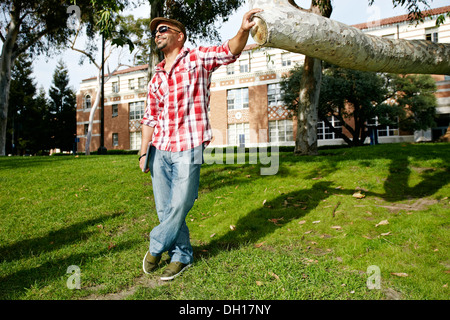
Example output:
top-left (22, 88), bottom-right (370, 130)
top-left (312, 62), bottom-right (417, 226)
top-left (0, 143), bottom-right (449, 300)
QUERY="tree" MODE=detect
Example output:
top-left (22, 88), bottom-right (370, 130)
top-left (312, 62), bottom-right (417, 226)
top-left (69, 12), bottom-right (135, 155)
top-left (7, 53), bottom-right (51, 155)
top-left (0, 0), bottom-right (131, 156)
top-left (388, 73), bottom-right (437, 132)
top-left (249, 0), bottom-right (448, 155)
top-left (48, 60), bottom-right (77, 152)
top-left (250, 0), bottom-right (449, 74)
top-left (281, 64), bottom-right (438, 147)
top-left (145, 0), bottom-right (245, 80)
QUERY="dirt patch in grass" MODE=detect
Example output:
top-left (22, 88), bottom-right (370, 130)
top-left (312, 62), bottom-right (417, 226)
top-left (82, 275), bottom-right (162, 300)
top-left (374, 198), bottom-right (439, 213)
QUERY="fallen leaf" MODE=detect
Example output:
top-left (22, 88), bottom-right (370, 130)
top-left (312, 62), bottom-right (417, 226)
top-left (254, 242), bottom-right (265, 248)
top-left (352, 191), bottom-right (365, 199)
top-left (375, 220), bottom-right (389, 227)
top-left (312, 220), bottom-right (321, 224)
top-left (380, 231), bottom-right (391, 236)
top-left (230, 225), bottom-right (236, 231)
top-left (269, 272), bottom-right (280, 280)
top-left (268, 217), bottom-right (284, 225)
top-left (262, 199), bottom-right (267, 205)
top-left (210, 233), bottom-right (216, 238)
top-left (331, 226), bottom-right (342, 230)
top-left (256, 281), bottom-right (263, 286)
top-left (391, 272), bottom-right (408, 277)
top-left (107, 243), bottom-right (116, 250)
top-left (298, 220), bottom-right (307, 225)
top-left (304, 230), bottom-right (313, 234)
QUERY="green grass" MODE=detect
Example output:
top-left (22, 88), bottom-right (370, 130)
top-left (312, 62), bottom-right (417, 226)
top-left (0, 143), bottom-right (449, 300)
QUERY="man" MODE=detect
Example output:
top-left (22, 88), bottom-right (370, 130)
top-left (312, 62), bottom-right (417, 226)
top-left (139, 8), bottom-right (263, 281)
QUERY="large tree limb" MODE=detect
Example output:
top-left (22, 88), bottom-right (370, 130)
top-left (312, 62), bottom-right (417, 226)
top-left (250, 0), bottom-right (450, 75)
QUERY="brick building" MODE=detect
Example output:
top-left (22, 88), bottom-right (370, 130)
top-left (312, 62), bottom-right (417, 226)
top-left (76, 6), bottom-right (450, 152)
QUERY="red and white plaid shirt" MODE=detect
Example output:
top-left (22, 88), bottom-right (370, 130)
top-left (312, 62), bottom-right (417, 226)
top-left (141, 41), bottom-right (240, 152)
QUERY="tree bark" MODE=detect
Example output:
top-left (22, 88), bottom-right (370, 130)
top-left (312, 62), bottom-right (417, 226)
top-left (250, 0), bottom-right (450, 75)
top-left (293, 1), bottom-right (331, 155)
top-left (295, 56), bottom-right (322, 155)
top-left (147, 0), bottom-right (164, 81)
top-left (0, 5), bottom-right (20, 156)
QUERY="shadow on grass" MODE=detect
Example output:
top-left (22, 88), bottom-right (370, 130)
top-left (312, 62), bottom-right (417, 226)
top-left (194, 143), bottom-right (450, 260)
top-left (194, 181), bottom-right (355, 259)
top-left (0, 211), bottom-right (132, 299)
top-left (382, 152), bottom-right (450, 201)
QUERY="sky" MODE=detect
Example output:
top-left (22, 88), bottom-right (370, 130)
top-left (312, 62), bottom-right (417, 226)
top-left (31, 0), bottom-right (448, 94)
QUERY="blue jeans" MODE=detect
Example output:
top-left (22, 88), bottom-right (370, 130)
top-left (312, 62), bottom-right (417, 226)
top-left (148, 144), bottom-right (203, 265)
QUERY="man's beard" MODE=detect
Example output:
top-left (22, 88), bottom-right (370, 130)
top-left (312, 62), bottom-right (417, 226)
top-left (156, 39), bottom-right (167, 51)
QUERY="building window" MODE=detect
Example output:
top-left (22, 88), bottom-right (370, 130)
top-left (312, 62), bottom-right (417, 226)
top-left (112, 104), bottom-right (118, 117)
top-left (368, 116), bottom-right (399, 137)
top-left (239, 55), bottom-right (250, 73)
top-left (281, 53), bottom-right (291, 67)
top-left (425, 27), bottom-right (438, 43)
top-left (138, 77), bottom-right (146, 89)
top-left (112, 133), bottom-right (119, 147)
top-left (317, 116), bottom-right (342, 140)
top-left (129, 79), bottom-right (135, 90)
top-left (269, 120), bottom-right (293, 143)
top-left (130, 131), bottom-right (141, 150)
top-left (129, 101), bottom-right (145, 120)
top-left (226, 64), bottom-right (235, 75)
top-left (84, 124), bottom-right (89, 136)
top-left (268, 83), bottom-right (283, 107)
top-left (228, 123), bottom-right (250, 146)
top-left (84, 94), bottom-right (91, 109)
top-left (227, 88), bottom-right (249, 110)
top-left (112, 81), bottom-right (120, 93)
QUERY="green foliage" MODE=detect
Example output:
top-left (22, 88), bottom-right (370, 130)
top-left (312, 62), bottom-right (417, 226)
top-left (7, 54), bottom-right (51, 155)
top-left (163, 0), bottom-right (245, 44)
top-left (48, 60), bottom-right (77, 152)
top-left (388, 74), bottom-right (437, 131)
top-left (281, 64), bottom-right (438, 147)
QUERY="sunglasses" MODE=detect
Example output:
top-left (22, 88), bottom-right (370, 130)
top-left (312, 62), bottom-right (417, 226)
top-left (151, 25), bottom-right (181, 38)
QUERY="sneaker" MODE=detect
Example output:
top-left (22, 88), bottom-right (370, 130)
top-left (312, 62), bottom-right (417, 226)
top-left (160, 262), bottom-right (192, 281)
top-left (143, 252), bottom-right (161, 274)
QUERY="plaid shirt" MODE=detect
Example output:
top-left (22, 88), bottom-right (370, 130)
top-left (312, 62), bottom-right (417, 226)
top-left (141, 41), bottom-right (240, 152)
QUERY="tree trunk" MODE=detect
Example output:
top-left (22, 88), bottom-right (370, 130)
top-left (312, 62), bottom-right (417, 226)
top-left (0, 6), bottom-right (20, 156)
top-left (293, 1), bottom-right (331, 156)
top-left (295, 56), bottom-right (322, 155)
top-left (250, 0), bottom-right (450, 75)
top-left (85, 72), bottom-right (102, 155)
top-left (147, 0), bottom-right (164, 81)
